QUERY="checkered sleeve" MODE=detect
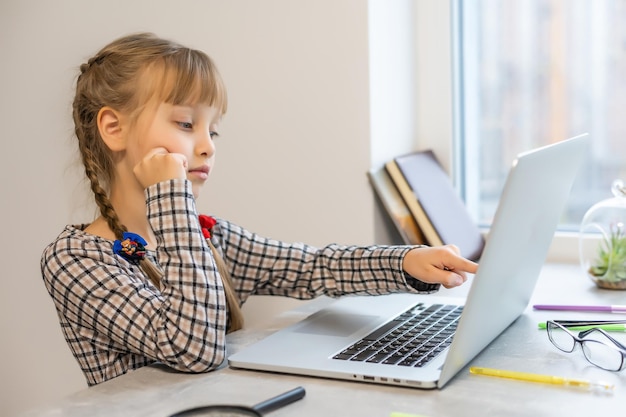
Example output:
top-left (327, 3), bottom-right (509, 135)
top-left (145, 179), bottom-right (228, 368)
top-left (211, 219), bottom-right (440, 303)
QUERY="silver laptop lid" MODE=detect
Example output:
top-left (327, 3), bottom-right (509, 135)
top-left (438, 133), bottom-right (589, 387)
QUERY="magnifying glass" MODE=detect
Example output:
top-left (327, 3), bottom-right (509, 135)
top-left (168, 386), bottom-right (306, 417)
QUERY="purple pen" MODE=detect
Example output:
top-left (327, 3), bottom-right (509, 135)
top-left (533, 304), bottom-right (626, 313)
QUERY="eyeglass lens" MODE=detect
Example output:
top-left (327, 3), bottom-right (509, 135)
top-left (547, 322), bottom-right (576, 352)
top-left (580, 331), bottom-right (624, 371)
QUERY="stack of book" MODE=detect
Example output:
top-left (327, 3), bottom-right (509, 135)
top-left (368, 150), bottom-right (484, 261)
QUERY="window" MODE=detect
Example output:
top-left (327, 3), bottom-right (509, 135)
top-left (455, 0), bottom-right (626, 231)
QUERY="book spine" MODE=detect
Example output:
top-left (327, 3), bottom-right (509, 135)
top-left (368, 168), bottom-right (425, 245)
top-left (384, 160), bottom-right (443, 247)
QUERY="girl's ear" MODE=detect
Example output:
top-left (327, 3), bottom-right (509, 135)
top-left (97, 107), bottom-right (127, 151)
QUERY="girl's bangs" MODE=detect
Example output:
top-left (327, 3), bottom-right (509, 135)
top-left (145, 50), bottom-right (228, 113)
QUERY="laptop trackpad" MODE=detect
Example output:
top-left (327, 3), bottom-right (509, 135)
top-left (294, 312), bottom-right (379, 337)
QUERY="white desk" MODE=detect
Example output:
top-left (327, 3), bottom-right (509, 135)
top-left (19, 263), bottom-right (626, 417)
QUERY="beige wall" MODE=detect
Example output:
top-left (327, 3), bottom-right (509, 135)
top-left (0, 1), bottom-right (453, 415)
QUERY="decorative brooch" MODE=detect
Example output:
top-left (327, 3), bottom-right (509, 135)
top-left (199, 215), bottom-right (217, 239)
top-left (113, 232), bottom-right (147, 264)
top-left (113, 216), bottom-right (216, 262)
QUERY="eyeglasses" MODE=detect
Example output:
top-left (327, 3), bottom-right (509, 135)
top-left (546, 320), bottom-right (626, 371)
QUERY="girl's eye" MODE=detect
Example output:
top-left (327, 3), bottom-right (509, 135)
top-left (210, 131), bottom-right (220, 139)
top-left (177, 121), bottom-right (193, 129)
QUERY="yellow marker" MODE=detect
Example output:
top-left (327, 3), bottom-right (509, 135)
top-left (469, 367), bottom-right (614, 391)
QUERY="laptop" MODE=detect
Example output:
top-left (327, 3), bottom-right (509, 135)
top-left (228, 133), bottom-right (589, 389)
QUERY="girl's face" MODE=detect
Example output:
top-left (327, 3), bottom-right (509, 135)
top-left (127, 101), bottom-right (222, 198)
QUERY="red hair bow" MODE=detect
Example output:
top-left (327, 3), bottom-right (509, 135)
top-left (199, 215), bottom-right (217, 239)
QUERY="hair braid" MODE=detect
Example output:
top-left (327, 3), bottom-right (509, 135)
top-left (207, 240), bottom-right (244, 332)
top-left (74, 103), bottom-right (163, 290)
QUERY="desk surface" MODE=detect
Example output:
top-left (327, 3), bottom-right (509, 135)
top-left (20, 263), bottom-right (626, 417)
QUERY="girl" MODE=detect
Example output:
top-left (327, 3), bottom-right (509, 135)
top-left (41, 33), bottom-right (478, 387)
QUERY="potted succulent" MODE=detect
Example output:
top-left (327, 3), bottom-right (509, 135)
top-left (587, 224), bottom-right (626, 289)
top-left (580, 180), bottom-right (626, 290)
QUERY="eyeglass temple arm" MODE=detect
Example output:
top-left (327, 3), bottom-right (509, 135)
top-left (578, 327), bottom-right (626, 351)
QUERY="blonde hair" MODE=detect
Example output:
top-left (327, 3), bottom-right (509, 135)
top-left (73, 32), bottom-right (243, 331)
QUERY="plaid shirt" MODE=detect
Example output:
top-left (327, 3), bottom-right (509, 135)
top-left (41, 179), bottom-right (439, 386)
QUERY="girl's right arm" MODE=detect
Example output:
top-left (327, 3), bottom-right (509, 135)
top-left (145, 179), bottom-right (228, 369)
top-left (41, 179), bottom-right (228, 377)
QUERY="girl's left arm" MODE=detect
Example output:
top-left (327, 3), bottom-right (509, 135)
top-left (211, 219), bottom-right (440, 303)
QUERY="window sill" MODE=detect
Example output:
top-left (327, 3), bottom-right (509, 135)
top-left (478, 229), bottom-right (590, 265)
top-left (547, 231), bottom-right (584, 264)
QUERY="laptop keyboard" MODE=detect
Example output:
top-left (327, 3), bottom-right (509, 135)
top-left (332, 303), bottom-right (462, 367)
